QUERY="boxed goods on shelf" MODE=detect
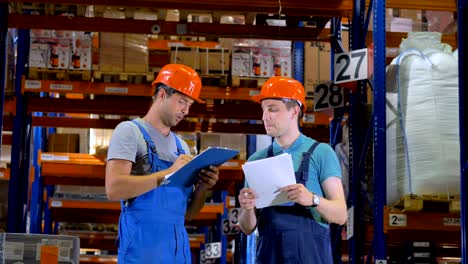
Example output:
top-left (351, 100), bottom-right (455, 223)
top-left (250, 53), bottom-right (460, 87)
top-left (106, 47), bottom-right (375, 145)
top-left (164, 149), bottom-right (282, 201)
top-left (0, 233), bottom-right (80, 264)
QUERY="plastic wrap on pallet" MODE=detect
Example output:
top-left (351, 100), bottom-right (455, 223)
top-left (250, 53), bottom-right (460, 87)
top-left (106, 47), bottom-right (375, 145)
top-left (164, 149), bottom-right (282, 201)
top-left (385, 32), bottom-right (460, 204)
top-left (124, 34), bottom-right (149, 73)
top-left (0, 233), bottom-right (80, 264)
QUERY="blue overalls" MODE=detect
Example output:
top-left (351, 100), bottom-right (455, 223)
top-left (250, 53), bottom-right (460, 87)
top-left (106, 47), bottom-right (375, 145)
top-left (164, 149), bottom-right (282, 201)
top-left (256, 142), bottom-right (333, 264)
top-left (117, 121), bottom-right (193, 264)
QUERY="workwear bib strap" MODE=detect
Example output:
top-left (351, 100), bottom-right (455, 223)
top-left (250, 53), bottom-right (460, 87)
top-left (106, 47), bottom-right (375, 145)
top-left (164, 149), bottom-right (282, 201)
top-left (256, 141), bottom-right (332, 264)
top-left (117, 121), bottom-right (193, 263)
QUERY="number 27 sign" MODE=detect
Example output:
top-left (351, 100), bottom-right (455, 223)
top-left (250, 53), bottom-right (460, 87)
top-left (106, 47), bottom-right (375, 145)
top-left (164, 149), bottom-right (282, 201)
top-left (334, 48), bottom-right (368, 84)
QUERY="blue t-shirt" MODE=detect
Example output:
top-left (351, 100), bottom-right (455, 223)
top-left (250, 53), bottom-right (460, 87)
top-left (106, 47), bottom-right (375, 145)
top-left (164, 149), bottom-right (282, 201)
top-left (246, 134), bottom-right (342, 227)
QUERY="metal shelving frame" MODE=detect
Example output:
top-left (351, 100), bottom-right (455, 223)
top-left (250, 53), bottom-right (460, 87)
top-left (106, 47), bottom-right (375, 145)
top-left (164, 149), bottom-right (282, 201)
top-left (1, 0), bottom-right (466, 262)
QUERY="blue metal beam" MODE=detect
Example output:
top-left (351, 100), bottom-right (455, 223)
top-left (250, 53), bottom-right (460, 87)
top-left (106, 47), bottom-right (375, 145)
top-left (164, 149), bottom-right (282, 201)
top-left (293, 40), bottom-right (305, 84)
top-left (348, 0), bottom-right (367, 262)
top-left (373, 0), bottom-right (387, 261)
top-left (458, 0), bottom-right (467, 263)
top-left (7, 29), bottom-right (30, 233)
top-left (30, 121), bottom-right (45, 234)
top-left (244, 133), bottom-right (257, 264)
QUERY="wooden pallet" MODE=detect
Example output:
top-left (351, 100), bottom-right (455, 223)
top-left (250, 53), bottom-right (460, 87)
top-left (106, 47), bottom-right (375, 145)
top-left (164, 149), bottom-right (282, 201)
top-left (29, 68), bottom-right (92, 81)
top-left (231, 76), bottom-right (268, 88)
top-left (200, 74), bottom-right (229, 87)
top-left (391, 194), bottom-right (460, 213)
top-left (93, 71), bottom-right (154, 84)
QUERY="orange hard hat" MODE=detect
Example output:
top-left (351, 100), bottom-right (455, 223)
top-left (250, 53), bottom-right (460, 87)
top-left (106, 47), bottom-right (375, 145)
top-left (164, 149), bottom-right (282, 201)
top-left (251, 76), bottom-right (306, 111)
top-left (152, 64), bottom-right (205, 103)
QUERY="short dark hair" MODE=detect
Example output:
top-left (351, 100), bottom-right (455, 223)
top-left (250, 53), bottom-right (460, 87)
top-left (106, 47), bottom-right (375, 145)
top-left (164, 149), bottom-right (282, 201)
top-left (282, 98), bottom-right (304, 118)
top-left (154, 83), bottom-right (178, 98)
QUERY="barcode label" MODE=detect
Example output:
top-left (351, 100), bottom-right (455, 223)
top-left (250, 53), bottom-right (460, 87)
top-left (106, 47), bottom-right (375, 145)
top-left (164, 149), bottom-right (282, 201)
top-left (5, 241), bottom-right (24, 260)
top-left (25, 80), bottom-right (42, 89)
top-left (41, 154), bottom-right (70, 161)
top-left (50, 84), bottom-right (73, 91)
top-left (51, 201), bottom-right (63, 207)
top-left (413, 242), bottom-right (430, 247)
top-left (105, 87), bottom-right (128, 94)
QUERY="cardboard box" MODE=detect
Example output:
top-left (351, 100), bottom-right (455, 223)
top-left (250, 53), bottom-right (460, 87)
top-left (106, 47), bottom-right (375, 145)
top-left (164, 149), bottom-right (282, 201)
top-left (48, 39), bottom-right (71, 70)
top-left (29, 41), bottom-right (49, 68)
top-left (148, 49), bottom-right (170, 70)
top-left (70, 36), bottom-right (92, 70)
top-left (99, 33), bottom-right (124, 72)
top-left (170, 47), bottom-right (200, 71)
top-left (124, 34), bottom-right (149, 73)
top-left (199, 48), bottom-right (230, 74)
top-left (271, 48), bottom-right (292, 77)
top-left (304, 41), bottom-right (331, 95)
top-left (48, 134), bottom-right (80, 153)
top-left (252, 48), bottom-right (272, 77)
top-left (231, 48), bottom-right (252, 77)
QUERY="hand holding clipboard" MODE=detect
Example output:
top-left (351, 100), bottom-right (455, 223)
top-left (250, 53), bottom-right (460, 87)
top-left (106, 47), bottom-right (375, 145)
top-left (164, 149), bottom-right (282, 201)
top-left (161, 147), bottom-right (239, 187)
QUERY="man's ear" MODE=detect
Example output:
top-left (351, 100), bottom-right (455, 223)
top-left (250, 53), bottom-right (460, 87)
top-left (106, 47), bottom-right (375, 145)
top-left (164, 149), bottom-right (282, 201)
top-left (156, 88), bottom-right (167, 101)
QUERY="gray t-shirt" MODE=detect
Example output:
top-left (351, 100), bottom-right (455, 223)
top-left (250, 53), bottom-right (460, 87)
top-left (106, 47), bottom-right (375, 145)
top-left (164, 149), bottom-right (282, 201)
top-left (107, 118), bottom-right (190, 175)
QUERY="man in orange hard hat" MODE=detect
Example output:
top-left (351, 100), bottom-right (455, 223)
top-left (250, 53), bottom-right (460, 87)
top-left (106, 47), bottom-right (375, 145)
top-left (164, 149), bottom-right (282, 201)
top-left (238, 76), bottom-right (347, 263)
top-left (106, 64), bottom-right (219, 263)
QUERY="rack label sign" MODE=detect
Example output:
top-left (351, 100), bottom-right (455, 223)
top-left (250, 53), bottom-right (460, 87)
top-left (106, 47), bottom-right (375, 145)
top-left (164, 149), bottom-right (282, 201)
top-left (313, 82), bottom-right (344, 111)
top-left (346, 207), bottom-right (354, 240)
top-left (443, 218), bottom-right (460, 226)
top-left (105, 87), bottom-right (129, 94)
top-left (375, 260), bottom-right (387, 264)
top-left (50, 84), bottom-right (73, 91)
top-left (50, 201), bottom-right (63, 207)
top-left (204, 242), bottom-right (222, 259)
top-left (223, 208), bottom-right (240, 235)
top-left (25, 80), bottom-right (42, 89)
top-left (200, 250), bottom-right (216, 264)
top-left (389, 214), bottom-right (407, 227)
top-left (334, 48), bottom-right (368, 84)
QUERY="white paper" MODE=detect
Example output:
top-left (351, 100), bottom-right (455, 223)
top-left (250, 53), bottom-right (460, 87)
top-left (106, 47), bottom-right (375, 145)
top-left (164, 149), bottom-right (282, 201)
top-left (242, 153), bottom-right (296, 208)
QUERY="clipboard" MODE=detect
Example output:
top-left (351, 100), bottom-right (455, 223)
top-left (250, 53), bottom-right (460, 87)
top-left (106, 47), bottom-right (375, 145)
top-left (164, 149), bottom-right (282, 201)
top-left (161, 147), bottom-right (239, 187)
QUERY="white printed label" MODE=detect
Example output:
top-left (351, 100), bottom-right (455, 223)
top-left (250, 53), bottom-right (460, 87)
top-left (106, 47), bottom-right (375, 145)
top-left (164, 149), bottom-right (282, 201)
top-left (375, 260), bottom-right (387, 264)
top-left (5, 241), bottom-right (24, 260)
top-left (413, 241), bottom-right (430, 247)
top-left (51, 201), bottom-right (63, 207)
top-left (50, 84), bottom-right (73, 91)
top-left (443, 218), bottom-right (461, 226)
top-left (200, 250), bottom-right (216, 264)
top-left (205, 242), bottom-right (222, 259)
top-left (25, 80), bottom-right (42, 89)
top-left (334, 48), bottom-right (368, 84)
top-left (41, 154), bottom-right (70, 161)
top-left (313, 82), bottom-right (344, 111)
top-left (414, 252), bottom-right (431, 258)
top-left (222, 208), bottom-right (241, 235)
top-left (105, 87), bottom-right (128, 94)
top-left (389, 214), bottom-right (407, 227)
top-left (346, 207), bottom-right (354, 240)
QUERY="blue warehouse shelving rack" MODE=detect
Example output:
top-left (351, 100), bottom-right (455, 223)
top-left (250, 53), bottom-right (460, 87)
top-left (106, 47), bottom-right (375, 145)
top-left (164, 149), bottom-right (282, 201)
top-left (1, 0), bottom-right (466, 263)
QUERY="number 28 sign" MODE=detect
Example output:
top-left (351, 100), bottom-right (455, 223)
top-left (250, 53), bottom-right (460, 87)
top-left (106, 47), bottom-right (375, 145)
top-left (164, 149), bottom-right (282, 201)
top-left (334, 48), bottom-right (368, 84)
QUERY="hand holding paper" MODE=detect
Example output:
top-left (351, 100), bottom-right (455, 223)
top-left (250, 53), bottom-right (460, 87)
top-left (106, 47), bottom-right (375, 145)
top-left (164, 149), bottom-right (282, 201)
top-left (242, 153), bottom-right (296, 208)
